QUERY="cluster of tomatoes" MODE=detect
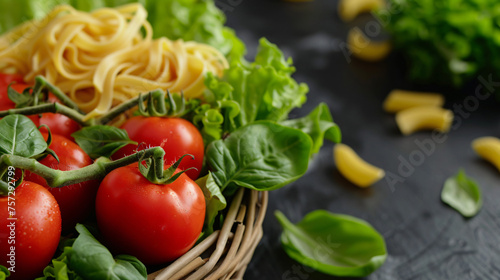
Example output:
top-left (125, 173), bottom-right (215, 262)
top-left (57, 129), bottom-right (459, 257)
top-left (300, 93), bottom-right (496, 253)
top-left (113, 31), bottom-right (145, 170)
top-left (0, 74), bottom-right (207, 279)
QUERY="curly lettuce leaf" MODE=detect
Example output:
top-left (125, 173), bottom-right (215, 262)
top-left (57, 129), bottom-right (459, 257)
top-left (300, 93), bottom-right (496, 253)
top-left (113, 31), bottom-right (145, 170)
top-left (196, 38), bottom-right (309, 142)
top-left (379, 0), bottom-right (500, 87)
top-left (282, 103), bottom-right (342, 154)
top-left (144, 0), bottom-right (245, 60)
top-left (196, 172), bottom-right (227, 236)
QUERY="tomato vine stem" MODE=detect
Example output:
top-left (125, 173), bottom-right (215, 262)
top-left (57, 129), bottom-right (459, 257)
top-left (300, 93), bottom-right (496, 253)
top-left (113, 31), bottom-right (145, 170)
top-left (0, 77), bottom-right (169, 126)
top-left (0, 146), bottom-right (166, 190)
top-left (32, 76), bottom-right (83, 114)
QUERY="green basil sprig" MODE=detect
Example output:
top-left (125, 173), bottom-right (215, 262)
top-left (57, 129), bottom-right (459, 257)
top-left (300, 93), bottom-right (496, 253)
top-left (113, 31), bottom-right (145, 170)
top-left (0, 115), bottom-right (47, 158)
top-left (275, 210), bottom-right (387, 277)
top-left (71, 126), bottom-right (137, 159)
top-left (37, 224), bottom-right (147, 280)
top-left (206, 121), bottom-right (312, 195)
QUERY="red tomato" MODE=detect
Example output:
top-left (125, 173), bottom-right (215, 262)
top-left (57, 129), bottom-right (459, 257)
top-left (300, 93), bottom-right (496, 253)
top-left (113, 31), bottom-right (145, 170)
top-left (0, 73), bottom-right (23, 108)
top-left (38, 112), bottom-right (81, 141)
top-left (25, 134), bottom-right (98, 232)
top-left (0, 181), bottom-right (62, 280)
top-left (114, 117), bottom-right (204, 180)
top-left (96, 164), bottom-right (206, 265)
top-left (0, 73), bottom-right (23, 84)
top-left (0, 81), bottom-right (81, 140)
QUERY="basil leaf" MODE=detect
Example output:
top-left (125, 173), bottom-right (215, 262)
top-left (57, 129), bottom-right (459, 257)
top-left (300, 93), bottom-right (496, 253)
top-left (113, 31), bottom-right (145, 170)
top-left (0, 265), bottom-right (10, 280)
top-left (441, 169), bottom-right (482, 217)
top-left (39, 225), bottom-right (146, 280)
top-left (0, 114), bottom-right (47, 157)
top-left (72, 126), bottom-right (136, 159)
top-left (206, 121), bottom-right (312, 194)
top-left (275, 210), bottom-right (387, 277)
top-left (69, 224), bottom-right (147, 280)
top-left (282, 103), bottom-right (342, 154)
top-left (196, 172), bottom-right (227, 236)
top-left (7, 85), bottom-right (33, 108)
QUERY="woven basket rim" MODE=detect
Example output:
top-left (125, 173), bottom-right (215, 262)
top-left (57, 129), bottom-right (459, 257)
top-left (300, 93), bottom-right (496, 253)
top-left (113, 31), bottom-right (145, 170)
top-left (148, 188), bottom-right (268, 280)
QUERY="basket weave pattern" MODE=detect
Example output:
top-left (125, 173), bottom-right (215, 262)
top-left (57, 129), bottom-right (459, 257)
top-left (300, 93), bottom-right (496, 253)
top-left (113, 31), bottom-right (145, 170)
top-left (148, 188), bottom-right (269, 280)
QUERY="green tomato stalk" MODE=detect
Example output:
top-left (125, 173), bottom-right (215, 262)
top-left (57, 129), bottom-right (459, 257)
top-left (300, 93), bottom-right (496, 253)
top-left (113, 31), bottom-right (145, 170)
top-left (0, 75), bottom-right (193, 126)
top-left (0, 146), bottom-right (193, 196)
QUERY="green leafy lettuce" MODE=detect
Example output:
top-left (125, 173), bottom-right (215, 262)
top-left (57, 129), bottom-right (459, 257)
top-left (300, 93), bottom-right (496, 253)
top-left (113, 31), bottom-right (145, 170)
top-left (194, 38), bottom-right (312, 144)
top-left (0, 265), bottom-right (10, 280)
top-left (282, 103), bottom-right (341, 154)
top-left (196, 172), bottom-right (226, 236)
top-left (379, 0), bottom-right (500, 87)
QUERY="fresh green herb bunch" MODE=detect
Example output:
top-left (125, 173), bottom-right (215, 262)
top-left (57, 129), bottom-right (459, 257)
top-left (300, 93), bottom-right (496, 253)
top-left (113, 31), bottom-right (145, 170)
top-left (378, 0), bottom-right (500, 87)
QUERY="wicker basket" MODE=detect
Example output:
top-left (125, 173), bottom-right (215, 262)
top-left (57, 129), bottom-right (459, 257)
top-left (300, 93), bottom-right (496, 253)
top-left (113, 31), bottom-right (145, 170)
top-left (147, 188), bottom-right (269, 280)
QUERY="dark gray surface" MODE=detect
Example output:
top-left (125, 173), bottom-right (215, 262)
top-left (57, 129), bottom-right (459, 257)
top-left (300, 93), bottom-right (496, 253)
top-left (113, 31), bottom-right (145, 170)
top-left (224, 1), bottom-right (500, 279)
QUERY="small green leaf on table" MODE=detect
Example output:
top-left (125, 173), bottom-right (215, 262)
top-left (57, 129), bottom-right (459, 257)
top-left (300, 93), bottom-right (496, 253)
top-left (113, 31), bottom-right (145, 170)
top-left (275, 210), bottom-right (387, 277)
top-left (441, 169), bottom-right (482, 218)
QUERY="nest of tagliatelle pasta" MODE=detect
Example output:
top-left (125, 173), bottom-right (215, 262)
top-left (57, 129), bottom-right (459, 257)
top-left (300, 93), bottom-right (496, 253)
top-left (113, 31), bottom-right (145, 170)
top-left (0, 2), bottom-right (341, 280)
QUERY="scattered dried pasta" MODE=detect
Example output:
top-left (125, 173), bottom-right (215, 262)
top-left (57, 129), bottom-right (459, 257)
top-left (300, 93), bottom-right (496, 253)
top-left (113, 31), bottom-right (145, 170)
top-left (472, 137), bottom-right (500, 172)
top-left (334, 143), bottom-right (385, 188)
top-left (338, 0), bottom-right (386, 22)
top-left (347, 27), bottom-right (391, 62)
top-left (395, 107), bottom-right (453, 135)
top-left (383, 89), bottom-right (445, 113)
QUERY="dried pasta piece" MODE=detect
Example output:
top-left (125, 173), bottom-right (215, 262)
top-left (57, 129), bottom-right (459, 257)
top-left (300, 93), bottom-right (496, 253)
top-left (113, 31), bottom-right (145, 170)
top-left (347, 27), bottom-right (391, 62)
top-left (338, 0), bottom-right (386, 22)
top-left (395, 107), bottom-right (453, 135)
top-left (383, 89), bottom-right (445, 113)
top-left (472, 137), bottom-right (500, 172)
top-left (334, 143), bottom-right (385, 188)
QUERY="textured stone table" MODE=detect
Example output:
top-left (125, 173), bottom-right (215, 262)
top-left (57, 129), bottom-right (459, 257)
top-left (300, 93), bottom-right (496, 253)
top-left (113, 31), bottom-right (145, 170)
top-left (225, 1), bottom-right (500, 279)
